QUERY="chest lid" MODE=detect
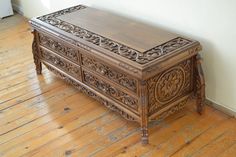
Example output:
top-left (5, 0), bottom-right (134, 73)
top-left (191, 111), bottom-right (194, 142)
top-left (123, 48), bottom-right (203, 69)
top-left (30, 5), bottom-right (201, 72)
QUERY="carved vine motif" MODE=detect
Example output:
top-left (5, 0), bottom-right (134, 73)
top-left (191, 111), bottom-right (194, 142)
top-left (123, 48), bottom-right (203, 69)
top-left (151, 97), bottom-right (188, 121)
top-left (195, 55), bottom-right (205, 114)
top-left (32, 34), bottom-right (42, 74)
top-left (38, 33), bottom-right (79, 63)
top-left (41, 49), bottom-right (80, 78)
top-left (148, 59), bottom-right (193, 114)
top-left (44, 64), bottom-right (136, 121)
top-left (82, 56), bottom-right (137, 92)
top-left (83, 71), bottom-right (138, 111)
top-left (137, 38), bottom-right (192, 64)
top-left (37, 5), bottom-right (194, 64)
top-left (102, 101), bottom-right (136, 121)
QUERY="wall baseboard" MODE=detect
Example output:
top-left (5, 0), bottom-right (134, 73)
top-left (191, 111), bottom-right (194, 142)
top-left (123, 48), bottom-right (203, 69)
top-left (12, 3), bottom-right (24, 15)
top-left (205, 99), bottom-right (236, 118)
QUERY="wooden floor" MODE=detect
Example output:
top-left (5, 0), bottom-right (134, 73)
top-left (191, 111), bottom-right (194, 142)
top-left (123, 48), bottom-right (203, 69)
top-left (0, 14), bottom-right (236, 157)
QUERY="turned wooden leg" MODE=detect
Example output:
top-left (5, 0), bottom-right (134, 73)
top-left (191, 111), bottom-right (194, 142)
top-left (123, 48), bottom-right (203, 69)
top-left (140, 80), bottom-right (149, 145)
top-left (32, 31), bottom-right (42, 75)
top-left (194, 54), bottom-right (205, 114)
top-left (141, 121), bottom-right (149, 145)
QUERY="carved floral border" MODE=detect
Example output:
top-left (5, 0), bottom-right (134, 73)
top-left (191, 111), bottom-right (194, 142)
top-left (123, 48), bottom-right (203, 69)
top-left (37, 5), bottom-right (194, 64)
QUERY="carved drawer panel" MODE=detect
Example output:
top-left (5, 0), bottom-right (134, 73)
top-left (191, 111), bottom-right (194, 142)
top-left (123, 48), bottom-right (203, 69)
top-left (38, 33), bottom-right (80, 64)
top-left (81, 55), bottom-right (137, 93)
top-left (40, 48), bottom-right (81, 79)
top-left (82, 70), bottom-right (139, 113)
top-left (147, 58), bottom-right (193, 115)
top-left (43, 63), bottom-right (138, 121)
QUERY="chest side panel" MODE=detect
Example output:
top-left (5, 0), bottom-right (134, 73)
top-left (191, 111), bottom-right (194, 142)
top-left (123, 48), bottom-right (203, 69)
top-left (147, 57), bottom-right (194, 115)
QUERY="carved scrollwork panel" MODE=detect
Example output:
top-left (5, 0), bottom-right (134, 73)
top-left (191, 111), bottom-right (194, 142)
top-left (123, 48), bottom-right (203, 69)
top-left (32, 36), bottom-right (42, 74)
top-left (37, 5), bottom-right (194, 64)
top-left (148, 59), bottom-right (193, 115)
top-left (44, 64), bottom-right (136, 121)
top-left (150, 97), bottom-right (189, 121)
top-left (82, 55), bottom-right (137, 92)
top-left (41, 49), bottom-right (81, 78)
top-left (83, 71), bottom-right (138, 111)
top-left (195, 54), bottom-right (205, 113)
top-left (38, 33), bottom-right (79, 63)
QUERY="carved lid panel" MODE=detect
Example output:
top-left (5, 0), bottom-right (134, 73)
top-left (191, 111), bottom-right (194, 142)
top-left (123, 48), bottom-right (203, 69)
top-left (30, 5), bottom-right (201, 69)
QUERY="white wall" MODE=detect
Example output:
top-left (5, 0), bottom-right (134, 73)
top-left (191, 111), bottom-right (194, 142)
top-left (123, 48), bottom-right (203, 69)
top-left (12, 0), bottom-right (236, 112)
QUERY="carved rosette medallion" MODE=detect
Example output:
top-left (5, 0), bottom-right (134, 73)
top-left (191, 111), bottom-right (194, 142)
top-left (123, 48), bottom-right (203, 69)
top-left (37, 5), bottom-right (194, 64)
top-left (155, 67), bottom-right (185, 103)
top-left (148, 59), bottom-right (193, 115)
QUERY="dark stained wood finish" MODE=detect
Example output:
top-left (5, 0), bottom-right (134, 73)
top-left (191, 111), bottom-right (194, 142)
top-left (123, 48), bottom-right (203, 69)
top-left (57, 7), bottom-right (177, 52)
top-left (29, 5), bottom-right (205, 145)
top-left (1, 14), bottom-right (236, 157)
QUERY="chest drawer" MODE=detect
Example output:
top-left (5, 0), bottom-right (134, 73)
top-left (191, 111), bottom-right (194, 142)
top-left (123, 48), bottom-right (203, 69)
top-left (40, 47), bottom-right (81, 79)
top-left (81, 54), bottom-right (138, 94)
top-left (82, 70), bottom-right (139, 114)
top-left (38, 33), bottom-right (80, 65)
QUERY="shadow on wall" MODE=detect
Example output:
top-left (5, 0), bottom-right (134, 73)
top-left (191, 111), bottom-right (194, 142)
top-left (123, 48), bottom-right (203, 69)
top-left (130, 18), bottom-right (234, 110)
top-left (197, 36), bottom-right (235, 110)
top-left (199, 39), bottom-right (216, 100)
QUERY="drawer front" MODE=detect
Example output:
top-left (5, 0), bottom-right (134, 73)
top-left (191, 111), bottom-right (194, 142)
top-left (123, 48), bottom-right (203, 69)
top-left (82, 70), bottom-right (139, 113)
top-left (38, 33), bottom-right (80, 64)
top-left (41, 48), bottom-right (81, 79)
top-left (81, 55), bottom-right (138, 93)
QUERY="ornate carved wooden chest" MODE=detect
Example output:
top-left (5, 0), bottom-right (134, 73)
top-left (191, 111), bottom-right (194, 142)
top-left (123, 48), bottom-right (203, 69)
top-left (29, 5), bottom-right (205, 145)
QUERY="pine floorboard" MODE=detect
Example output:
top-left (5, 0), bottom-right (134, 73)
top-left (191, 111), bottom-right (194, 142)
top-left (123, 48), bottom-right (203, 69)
top-left (0, 14), bottom-right (236, 157)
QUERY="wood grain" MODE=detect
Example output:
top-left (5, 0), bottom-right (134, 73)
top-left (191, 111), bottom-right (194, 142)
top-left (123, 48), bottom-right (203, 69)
top-left (30, 5), bottom-right (205, 144)
top-left (0, 14), bottom-right (236, 157)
